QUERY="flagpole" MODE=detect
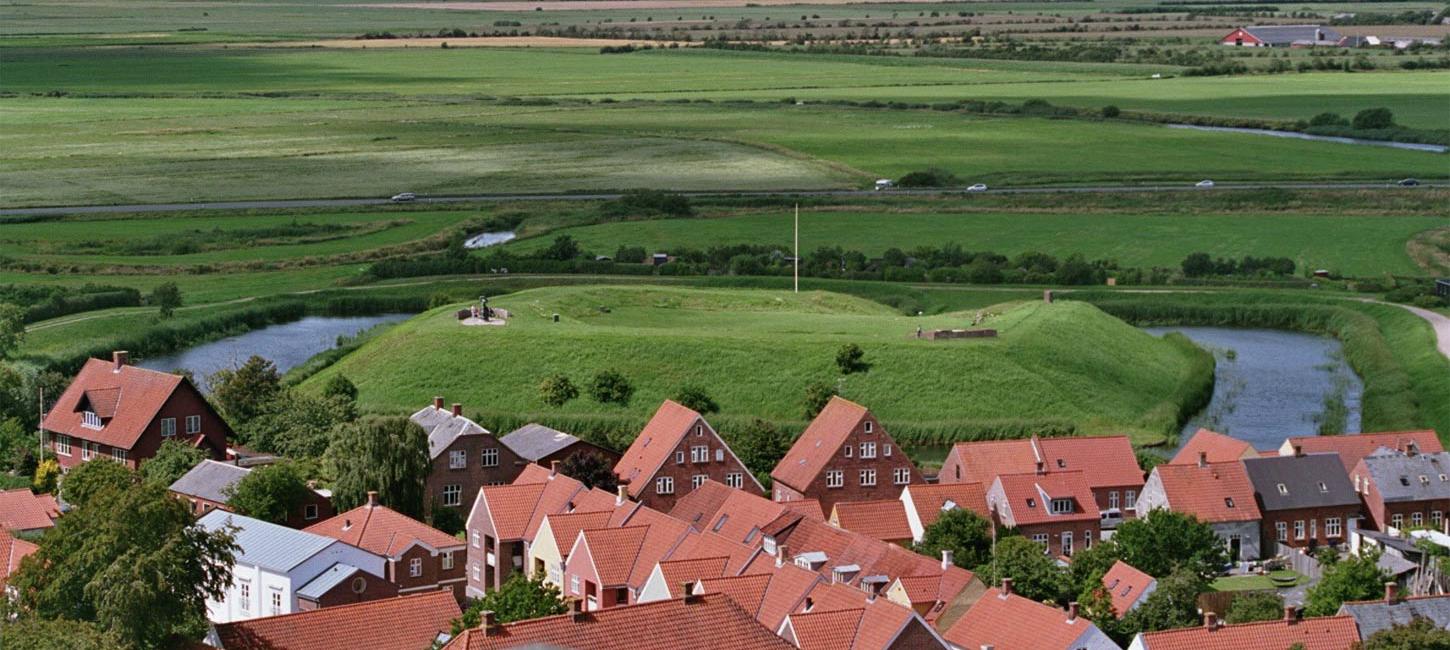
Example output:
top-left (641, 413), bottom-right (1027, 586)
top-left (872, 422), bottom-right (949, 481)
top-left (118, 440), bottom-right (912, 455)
top-left (793, 204), bottom-right (799, 294)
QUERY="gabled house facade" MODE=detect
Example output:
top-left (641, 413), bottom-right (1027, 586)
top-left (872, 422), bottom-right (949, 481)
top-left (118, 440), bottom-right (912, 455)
top-left (614, 400), bottom-right (763, 510)
top-left (770, 397), bottom-right (921, 513)
top-left (411, 397), bottom-right (525, 516)
top-left (986, 471), bottom-right (1101, 557)
top-left (1350, 447), bottom-right (1450, 533)
top-left (42, 351), bottom-right (230, 470)
top-left (941, 434), bottom-right (1142, 528)
top-left (1243, 452), bottom-right (1360, 552)
top-left (305, 492), bottom-right (468, 602)
top-left (1136, 456), bottom-right (1263, 561)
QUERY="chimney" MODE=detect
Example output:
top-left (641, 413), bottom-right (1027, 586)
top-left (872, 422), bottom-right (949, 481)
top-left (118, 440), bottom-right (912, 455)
top-left (1204, 612), bottom-right (1219, 630)
top-left (616, 484), bottom-right (628, 506)
top-left (1385, 581), bottom-right (1400, 604)
top-left (682, 582), bottom-right (700, 603)
top-left (113, 350), bottom-right (129, 372)
top-left (1067, 602), bottom-right (1079, 623)
top-left (1284, 605), bottom-right (1298, 623)
top-left (1000, 578), bottom-right (1013, 597)
top-left (1198, 451), bottom-right (1208, 468)
top-left (776, 544), bottom-right (790, 569)
top-left (479, 610), bottom-right (497, 635)
top-left (942, 549), bottom-right (954, 570)
top-left (551, 460), bottom-right (560, 477)
top-left (366, 491), bottom-right (379, 507)
top-left (452, 403), bottom-right (463, 417)
top-left (1293, 444), bottom-right (1304, 457)
top-left (434, 396), bottom-right (444, 410)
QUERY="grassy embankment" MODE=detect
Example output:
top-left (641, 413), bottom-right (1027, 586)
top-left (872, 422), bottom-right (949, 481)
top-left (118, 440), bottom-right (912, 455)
top-left (300, 285), bottom-right (1212, 448)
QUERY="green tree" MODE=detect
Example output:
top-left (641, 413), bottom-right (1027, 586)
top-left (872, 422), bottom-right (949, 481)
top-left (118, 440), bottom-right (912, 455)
top-left (539, 374), bottom-right (579, 407)
top-left (1308, 112), bottom-right (1348, 127)
top-left (452, 573), bottom-right (567, 633)
top-left (558, 450), bottom-right (618, 492)
top-left (241, 391), bottom-right (356, 458)
top-left (731, 418), bottom-right (790, 488)
top-left (672, 385), bottom-right (718, 414)
top-left (326, 415), bottom-right (431, 518)
top-left (209, 355), bottom-right (282, 424)
top-left (60, 458), bottom-right (135, 509)
top-left (0, 416), bottom-right (34, 472)
top-left (1111, 509), bottom-right (1227, 580)
top-left (803, 381), bottom-right (837, 419)
top-left (587, 369), bottom-right (633, 406)
top-left (1304, 549), bottom-right (1388, 616)
top-left (321, 374), bottom-right (358, 403)
top-left (1362, 617), bottom-right (1450, 650)
top-left (974, 536), bottom-right (1070, 605)
top-left (9, 479), bottom-right (236, 649)
top-left (1120, 569), bottom-right (1207, 635)
top-left (835, 343), bottom-right (869, 375)
top-left (915, 509), bottom-right (994, 570)
top-left (225, 462), bottom-right (310, 525)
top-left (0, 303), bottom-right (25, 360)
top-left (1067, 538), bottom-right (1123, 598)
top-left (1225, 590), bottom-right (1284, 624)
top-left (139, 439), bottom-right (208, 487)
top-left (541, 235), bottom-right (582, 261)
top-left (150, 282), bottom-right (182, 319)
top-left (0, 618), bottom-right (126, 650)
top-left (1352, 107), bottom-right (1395, 130)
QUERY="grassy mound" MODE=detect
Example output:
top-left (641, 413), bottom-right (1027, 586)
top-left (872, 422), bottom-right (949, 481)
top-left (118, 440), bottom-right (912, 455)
top-left (304, 285), bottom-right (1210, 446)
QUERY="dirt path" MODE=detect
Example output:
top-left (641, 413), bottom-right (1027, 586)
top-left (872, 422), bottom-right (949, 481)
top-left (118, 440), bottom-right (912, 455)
top-left (1397, 303), bottom-right (1450, 360)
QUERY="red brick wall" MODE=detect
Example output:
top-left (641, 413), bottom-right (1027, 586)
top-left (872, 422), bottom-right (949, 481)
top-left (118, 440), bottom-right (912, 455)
top-left (1017, 521), bottom-right (1100, 558)
top-left (1092, 484), bottom-right (1144, 521)
top-left (1379, 499), bottom-right (1450, 533)
top-left (389, 543), bottom-right (467, 601)
top-left (635, 421), bottom-right (761, 511)
top-left (775, 411), bottom-right (921, 513)
top-left (888, 618), bottom-right (948, 650)
top-left (1259, 506), bottom-right (1360, 550)
top-left (297, 571), bottom-right (399, 610)
top-left (427, 434), bottom-right (527, 516)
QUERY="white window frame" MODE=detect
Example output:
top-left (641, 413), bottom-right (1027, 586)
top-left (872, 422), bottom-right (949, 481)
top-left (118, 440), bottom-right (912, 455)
top-left (1108, 491), bottom-right (1120, 510)
top-left (691, 446), bottom-right (709, 463)
top-left (860, 442), bottom-right (877, 459)
top-left (1051, 498), bottom-right (1073, 514)
top-left (864, 420), bottom-right (873, 434)
top-left (656, 476), bottom-right (675, 495)
top-left (450, 450), bottom-right (467, 469)
top-left (1124, 489), bottom-right (1137, 510)
top-left (675, 451), bottom-right (685, 465)
top-left (112, 447), bottom-right (126, 463)
top-left (410, 557), bottom-right (423, 578)
top-left (442, 552), bottom-right (454, 570)
top-left (1412, 512), bottom-right (1425, 528)
top-left (54, 434), bottom-right (71, 456)
top-left (82, 411), bottom-right (102, 429)
top-left (714, 449), bottom-right (723, 462)
top-left (725, 472), bottom-right (743, 489)
top-left (1393, 513), bottom-right (1405, 529)
top-left (893, 468), bottom-right (910, 485)
top-left (883, 444), bottom-right (891, 457)
top-left (186, 414), bottom-right (201, 434)
top-left (1434, 511), bottom-right (1444, 528)
top-left (472, 563), bottom-right (481, 581)
top-left (160, 417), bottom-right (176, 437)
top-left (81, 442), bottom-right (94, 461)
top-left (443, 484), bottom-right (462, 507)
top-left (270, 591), bottom-right (282, 616)
top-left (1326, 517), bottom-right (1342, 537)
top-left (692, 474), bottom-right (707, 489)
top-left (305, 503), bottom-right (319, 520)
top-left (859, 469), bottom-right (876, 487)
top-left (1031, 533), bottom-right (1049, 550)
top-left (472, 530), bottom-right (480, 548)
top-left (844, 445), bottom-right (853, 458)
top-left (239, 582), bottom-right (252, 613)
top-left (1061, 531), bottom-right (1074, 556)
top-left (1294, 520), bottom-right (1306, 540)
top-left (481, 448), bottom-right (499, 467)
top-left (826, 470), bottom-right (844, 489)
top-left (1276, 521), bottom-right (1288, 542)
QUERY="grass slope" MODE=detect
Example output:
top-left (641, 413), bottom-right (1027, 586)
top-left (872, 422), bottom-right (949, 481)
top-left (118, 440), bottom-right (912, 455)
top-left (304, 285), bottom-right (1209, 444)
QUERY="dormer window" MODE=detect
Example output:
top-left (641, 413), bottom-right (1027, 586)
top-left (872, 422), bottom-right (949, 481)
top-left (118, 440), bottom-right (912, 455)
top-left (1050, 498), bottom-right (1073, 514)
top-left (82, 411), bottom-right (102, 429)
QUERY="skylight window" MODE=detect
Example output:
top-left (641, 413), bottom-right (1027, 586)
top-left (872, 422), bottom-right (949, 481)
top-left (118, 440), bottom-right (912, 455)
top-left (1319, 482), bottom-right (1329, 493)
top-left (1225, 497), bottom-right (1235, 508)
top-left (1277, 483), bottom-right (1289, 495)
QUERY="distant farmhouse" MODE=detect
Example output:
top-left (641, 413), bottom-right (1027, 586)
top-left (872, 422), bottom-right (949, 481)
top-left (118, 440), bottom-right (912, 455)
top-left (1220, 25), bottom-right (1342, 47)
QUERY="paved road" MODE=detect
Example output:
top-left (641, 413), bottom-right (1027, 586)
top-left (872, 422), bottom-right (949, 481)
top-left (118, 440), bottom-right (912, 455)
top-left (1, 182), bottom-right (1442, 217)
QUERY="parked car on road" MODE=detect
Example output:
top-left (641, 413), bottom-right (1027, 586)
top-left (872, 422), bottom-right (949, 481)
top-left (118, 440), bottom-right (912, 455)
top-left (967, 184), bottom-right (988, 192)
top-left (391, 192), bottom-right (417, 202)
top-left (1195, 180), bottom-right (1215, 188)
top-left (1398, 178), bottom-right (1420, 187)
top-left (874, 179), bottom-right (894, 191)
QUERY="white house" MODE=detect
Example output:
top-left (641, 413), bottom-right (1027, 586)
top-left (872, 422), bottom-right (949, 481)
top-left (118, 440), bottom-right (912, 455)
top-left (197, 510), bottom-right (386, 623)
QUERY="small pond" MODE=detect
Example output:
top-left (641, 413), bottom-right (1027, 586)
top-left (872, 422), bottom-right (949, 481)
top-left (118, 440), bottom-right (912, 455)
top-left (1147, 327), bottom-right (1363, 452)
top-left (464, 231), bottom-right (516, 249)
top-left (139, 314), bottom-right (411, 391)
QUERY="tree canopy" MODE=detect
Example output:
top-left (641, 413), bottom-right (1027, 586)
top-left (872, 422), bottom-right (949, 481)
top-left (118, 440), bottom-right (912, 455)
top-left (974, 535), bottom-right (1069, 605)
top-left (326, 415), bottom-right (431, 518)
top-left (209, 355), bottom-right (282, 424)
top-left (672, 385), bottom-right (719, 415)
top-left (60, 458), bottom-right (135, 509)
top-left (1304, 549), bottom-right (1389, 616)
top-left (1225, 590), bottom-right (1285, 624)
top-left (139, 439), bottom-right (208, 487)
top-left (451, 573), bottom-right (567, 633)
top-left (1362, 617), bottom-right (1450, 650)
top-left (1111, 509), bottom-right (1227, 580)
top-left (0, 303), bottom-right (25, 360)
top-left (225, 461), bottom-right (311, 525)
top-left (916, 509), bottom-right (994, 571)
top-left (558, 450), bottom-right (618, 492)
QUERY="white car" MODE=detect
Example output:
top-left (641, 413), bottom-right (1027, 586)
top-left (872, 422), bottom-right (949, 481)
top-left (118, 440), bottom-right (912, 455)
top-left (390, 192), bottom-right (417, 202)
top-left (966, 183), bottom-right (988, 192)
top-left (1195, 180), bottom-right (1215, 188)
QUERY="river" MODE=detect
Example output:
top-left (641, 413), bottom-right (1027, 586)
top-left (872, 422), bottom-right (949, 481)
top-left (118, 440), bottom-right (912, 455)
top-left (138, 314), bottom-right (411, 391)
top-left (1166, 124), bottom-right (1448, 154)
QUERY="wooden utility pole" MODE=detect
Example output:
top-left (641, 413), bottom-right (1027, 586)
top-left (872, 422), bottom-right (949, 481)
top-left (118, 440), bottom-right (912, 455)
top-left (793, 204), bottom-right (800, 294)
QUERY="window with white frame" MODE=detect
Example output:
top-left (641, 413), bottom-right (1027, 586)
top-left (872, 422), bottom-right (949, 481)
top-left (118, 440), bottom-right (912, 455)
top-left (826, 470), bottom-right (844, 489)
top-left (186, 415), bottom-right (201, 434)
top-left (81, 442), bottom-right (93, 461)
top-left (472, 563), bottom-right (481, 581)
top-left (859, 469), bottom-right (876, 487)
top-left (240, 582), bottom-right (251, 612)
top-left (1031, 533), bottom-right (1049, 550)
top-left (481, 448), bottom-right (499, 467)
top-left (270, 591), bottom-right (282, 616)
top-left (54, 434), bottom-right (71, 456)
top-left (305, 504), bottom-right (319, 520)
top-left (1084, 531), bottom-right (1092, 549)
top-left (443, 484), bottom-right (462, 507)
top-left (1276, 521), bottom-right (1288, 541)
top-left (656, 476), bottom-right (675, 495)
top-left (675, 451), bottom-right (685, 465)
top-left (1413, 512), bottom-right (1425, 527)
top-left (160, 418), bottom-right (176, 437)
top-left (410, 557), bottom-right (423, 577)
top-left (883, 444), bottom-right (891, 457)
top-left (472, 531), bottom-right (480, 548)
top-left (725, 473), bottom-right (743, 489)
top-left (844, 445), bottom-right (853, 458)
top-left (442, 552), bottom-right (454, 570)
top-left (570, 575), bottom-right (581, 594)
top-left (1393, 513), bottom-right (1405, 529)
top-left (112, 448), bottom-right (126, 463)
top-left (450, 450), bottom-right (467, 469)
top-left (1326, 517), bottom-right (1342, 537)
top-left (691, 446), bottom-right (709, 463)
top-left (692, 474), bottom-right (707, 489)
top-left (1108, 491), bottom-right (1120, 510)
top-left (714, 449), bottom-right (723, 462)
top-left (82, 411), bottom-right (102, 429)
top-left (1434, 511), bottom-right (1444, 527)
top-left (1124, 490), bottom-right (1137, 509)
top-left (864, 420), bottom-right (873, 434)
top-left (1294, 520), bottom-right (1306, 540)
top-left (893, 468), bottom-right (910, 485)
top-left (1051, 499), bottom-right (1074, 514)
top-left (694, 424), bottom-right (703, 437)
top-left (860, 442), bottom-right (877, 459)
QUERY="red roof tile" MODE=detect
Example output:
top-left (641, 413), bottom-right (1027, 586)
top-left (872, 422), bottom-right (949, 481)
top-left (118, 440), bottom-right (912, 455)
top-left (990, 471), bottom-right (1100, 527)
top-left (752, 563), bottom-right (824, 630)
top-left (946, 435), bottom-right (1143, 492)
top-left (902, 483), bottom-right (990, 533)
top-left (772, 396), bottom-right (869, 492)
top-left (944, 587), bottom-right (1094, 650)
top-left (1137, 615), bottom-right (1361, 650)
top-left (675, 483), bottom-right (791, 547)
top-left (853, 597), bottom-right (924, 650)
top-left (698, 572), bottom-right (774, 618)
top-left (780, 498), bottom-right (826, 520)
top-left (1152, 461), bottom-right (1261, 523)
top-left (0, 489), bottom-right (60, 532)
top-left (43, 358), bottom-right (188, 449)
top-left (1101, 560), bottom-right (1156, 619)
top-left (476, 483), bottom-right (547, 541)
top-left (1169, 429), bottom-right (1256, 465)
top-left (615, 400), bottom-right (705, 498)
top-left (530, 475), bottom-right (591, 540)
top-left (212, 590), bottom-right (460, 650)
top-left (787, 608), bottom-right (864, 650)
top-left (580, 526), bottom-right (650, 586)
top-left (831, 500), bottom-right (912, 542)
top-left (656, 556), bottom-right (730, 598)
top-left (0, 528), bottom-right (38, 587)
top-left (572, 487), bottom-right (619, 514)
top-left (445, 593), bottom-right (794, 650)
top-left (894, 565), bottom-right (976, 617)
top-left (1285, 430), bottom-right (1444, 473)
top-left (305, 501), bottom-right (461, 557)
top-left (669, 480), bottom-right (736, 530)
top-left (669, 530), bottom-right (760, 574)
top-left (540, 510), bottom-right (612, 562)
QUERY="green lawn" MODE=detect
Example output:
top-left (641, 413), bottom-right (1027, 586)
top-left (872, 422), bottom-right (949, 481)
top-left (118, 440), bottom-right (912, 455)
top-left (1210, 570), bottom-right (1308, 592)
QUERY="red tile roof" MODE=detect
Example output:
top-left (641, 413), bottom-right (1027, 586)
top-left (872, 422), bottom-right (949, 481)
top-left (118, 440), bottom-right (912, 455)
top-left (786, 607), bottom-right (863, 650)
top-left (212, 590), bottom-right (460, 650)
top-left (893, 565), bottom-right (976, 623)
top-left (1101, 560), bottom-right (1155, 619)
top-left (1152, 461), bottom-right (1261, 523)
top-left (43, 357), bottom-right (186, 449)
top-left (751, 563), bottom-right (824, 630)
top-left (444, 593), bottom-right (795, 650)
top-left (530, 475), bottom-right (591, 540)
top-left (943, 587), bottom-right (1093, 650)
top-left (771, 396), bottom-right (869, 492)
top-left (1284, 430), bottom-right (1444, 473)
top-left (669, 529), bottom-right (760, 573)
top-left (476, 483), bottom-right (546, 540)
top-left (580, 526), bottom-right (650, 586)
top-left (615, 400), bottom-right (705, 498)
top-left (655, 556), bottom-right (730, 598)
top-left (541, 511), bottom-right (612, 560)
top-left (572, 487), bottom-right (619, 514)
top-left (1169, 429), bottom-right (1256, 465)
top-left (670, 480), bottom-right (735, 529)
top-left (831, 500), bottom-right (913, 542)
top-left (672, 482), bottom-right (791, 547)
top-left (0, 528), bottom-right (38, 587)
top-left (902, 483), bottom-right (990, 532)
top-left (781, 498), bottom-right (826, 521)
top-left (698, 572), bottom-right (774, 618)
top-left (947, 435), bottom-right (1143, 491)
top-left (0, 489), bottom-right (61, 532)
top-left (785, 590), bottom-right (931, 650)
top-left (1136, 615), bottom-right (1361, 650)
top-left (305, 500), bottom-right (462, 557)
top-left (990, 471), bottom-right (1100, 527)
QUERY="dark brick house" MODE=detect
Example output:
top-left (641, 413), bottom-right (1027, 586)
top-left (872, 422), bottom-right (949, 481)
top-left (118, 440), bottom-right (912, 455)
top-left (464, 465), bottom-right (591, 597)
top-left (1244, 452), bottom-right (1360, 552)
top-left (306, 492), bottom-right (469, 602)
top-left (986, 471), bottom-right (1100, 558)
top-left (42, 351), bottom-right (230, 470)
top-left (501, 423), bottom-right (621, 470)
top-left (412, 397), bottom-right (526, 517)
top-left (614, 400), bottom-right (763, 511)
top-left (1351, 447), bottom-right (1450, 533)
top-left (169, 458), bottom-right (335, 528)
top-left (295, 563), bottom-right (399, 610)
top-left (770, 396), bottom-right (921, 514)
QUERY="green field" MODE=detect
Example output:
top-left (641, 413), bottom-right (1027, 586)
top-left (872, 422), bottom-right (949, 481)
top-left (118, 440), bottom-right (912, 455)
top-left (301, 284), bottom-right (1210, 444)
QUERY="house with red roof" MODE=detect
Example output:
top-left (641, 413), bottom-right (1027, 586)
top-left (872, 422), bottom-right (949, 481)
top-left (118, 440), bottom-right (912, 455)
top-left (941, 434), bottom-right (1143, 527)
top-left (1127, 610), bottom-right (1359, 650)
top-left (0, 527), bottom-right (38, 597)
top-left (770, 397), bottom-right (922, 512)
top-left (779, 590), bottom-right (952, 650)
top-left (1168, 429), bottom-right (1257, 465)
top-left (614, 400), bottom-right (763, 510)
top-left (884, 563), bottom-right (984, 630)
top-left (0, 488), bottom-right (61, 534)
top-left (464, 463), bottom-right (589, 597)
top-left (42, 351), bottom-right (230, 470)
top-left (443, 593), bottom-right (794, 650)
top-left (561, 508), bottom-right (692, 610)
top-left (1136, 457), bottom-right (1263, 561)
top-left (305, 492), bottom-right (467, 602)
top-left (411, 397), bottom-right (526, 519)
top-left (945, 580), bottom-right (1122, 650)
top-left (527, 508), bottom-right (615, 589)
top-left (898, 482), bottom-right (990, 544)
top-left (986, 471), bottom-right (1101, 557)
top-left (1100, 560), bottom-right (1156, 619)
top-left (205, 589), bottom-right (461, 650)
top-left (1279, 430), bottom-right (1443, 474)
top-left (830, 499), bottom-right (913, 545)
